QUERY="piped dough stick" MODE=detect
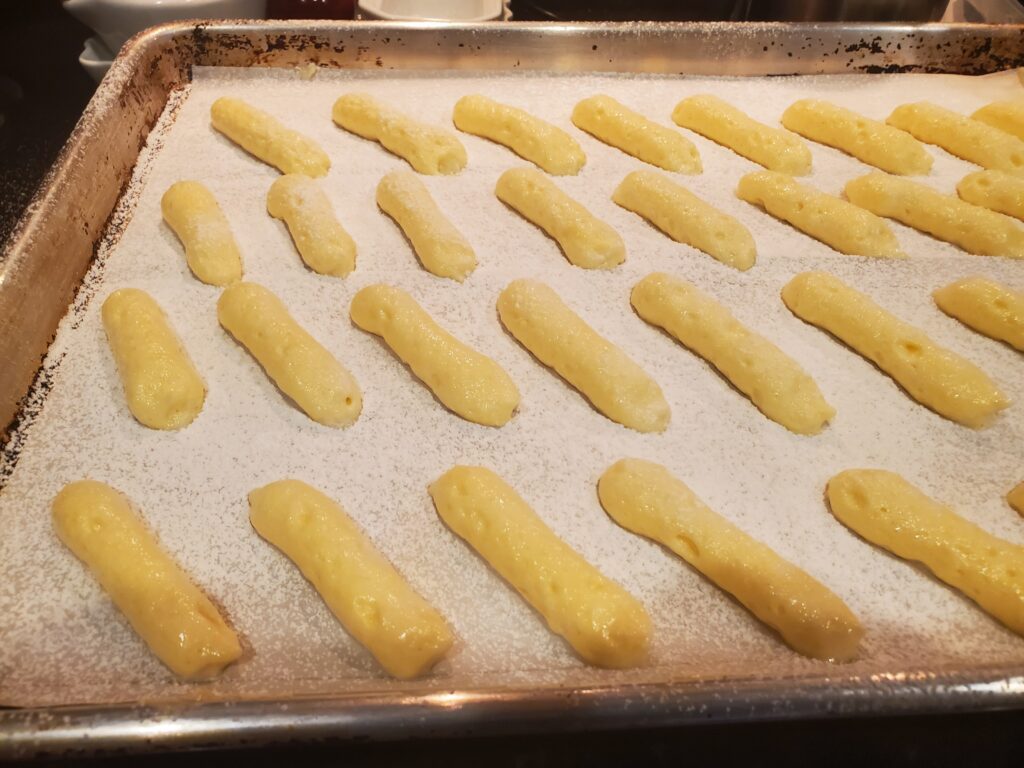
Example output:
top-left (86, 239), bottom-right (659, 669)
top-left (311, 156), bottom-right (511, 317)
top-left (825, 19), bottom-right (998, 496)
top-left (631, 273), bottom-right (834, 435)
top-left (53, 481), bottom-right (242, 680)
top-left (827, 469), bottom-right (1024, 637)
top-left (102, 289), bottom-right (206, 430)
top-left (496, 167), bottom-right (625, 270)
top-left (376, 171), bottom-right (476, 281)
top-left (217, 282), bottom-right (362, 427)
top-left (672, 94), bottom-right (812, 175)
top-left (613, 169), bottom-right (756, 271)
top-left (429, 466), bottom-right (651, 668)
top-left (350, 284), bottom-right (519, 427)
top-left (780, 99), bottom-right (932, 176)
top-left (781, 271), bottom-right (1008, 428)
top-left (161, 181), bottom-right (244, 286)
top-left (845, 172), bottom-right (1024, 258)
top-left (886, 102), bottom-right (1024, 177)
top-left (249, 480), bottom-right (453, 679)
top-left (210, 96), bottom-right (330, 177)
top-left (497, 279), bottom-right (670, 433)
top-left (971, 100), bottom-right (1024, 142)
top-left (452, 94), bottom-right (586, 175)
top-left (737, 171), bottom-right (902, 257)
top-left (957, 170), bottom-right (1024, 221)
top-left (571, 95), bottom-right (702, 173)
top-left (933, 276), bottom-right (1024, 352)
top-left (332, 93), bottom-right (467, 175)
top-left (1008, 482), bottom-right (1024, 516)
top-left (598, 459), bottom-right (863, 661)
top-left (267, 175), bottom-right (356, 277)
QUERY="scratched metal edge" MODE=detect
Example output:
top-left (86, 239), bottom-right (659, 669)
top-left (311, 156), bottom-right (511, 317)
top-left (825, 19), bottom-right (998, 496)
top-left (1, 20), bottom-right (1022, 758)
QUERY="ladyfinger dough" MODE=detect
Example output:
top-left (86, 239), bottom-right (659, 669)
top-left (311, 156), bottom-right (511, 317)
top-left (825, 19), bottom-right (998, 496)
top-left (827, 469), bottom-right (1024, 637)
top-left (613, 169), bottom-right (756, 271)
top-left (957, 170), bottom-right (1024, 221)
top-left (780, 99), bottom-right (933, 176)
top-left (497, 279), bottom-right (670, 433)
top-left (161, 181), bottom-right (243, 286)
top-left (845, 172), bottom-right (1024, 258)
top-left (886, 102), bottom-right (1024, 177)
top-left (971, 100), bottom-right (1024, 142)
top-left (496, 167), bottom-right (625, 270)
top-left (1008, 482), bottom-right (1024, 515)
top-left (737, 170), bottom-right (902, 257)
top-left (217, 282), bottom-right (362, 427)
top-left (266, 175), bottom-right (356, 277)
top-left (332, 93), bottom-right (467, 175)
top-left (376, 171), bottom-right (476, 281)
top-left (571, 95), bottom-right (701, 173)
top-left (102, 289), bottom-right (206, 430)
top-left (53, 481), bottom-right (242, 680)
top-left (933, 276), bottom-right (1024, 352)
top-left (452, 94), bottom-right (586, 175)
top-left (210, 96), bottom-right (330, 177)
top-left (598, 459), bottom-right (863, 661)
top-left (249, 480), bottom-right (453, 679)
top-left (672, 94), bottom-right (812, 175)
top-left (429, 466), bottom-right (651, 668)
top-left (631, 273), bottom-right (834, 435)
top-left (782, 271), bottom-right (1008, 428)
top-left (350, 284), bottom-right (520, 427)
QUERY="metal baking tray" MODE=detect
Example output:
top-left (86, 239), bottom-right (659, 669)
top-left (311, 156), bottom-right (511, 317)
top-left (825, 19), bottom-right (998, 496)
top-left (1, 20), bottom-right (1023, 759)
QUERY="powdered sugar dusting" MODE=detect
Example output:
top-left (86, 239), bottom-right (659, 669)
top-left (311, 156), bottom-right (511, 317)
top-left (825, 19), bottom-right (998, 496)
top-left (1, 67), bottom-right (1023, 707)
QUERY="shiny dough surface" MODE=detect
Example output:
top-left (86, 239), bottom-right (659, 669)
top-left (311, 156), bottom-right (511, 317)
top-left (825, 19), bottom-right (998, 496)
top-left (376, 170), bottom-right (477, 281)
top-left (845, 172), bottom-right (1024, 258)
top-left (332, 93), bottom-right (467, 175)
top-left (430, 466), bottom-right (651, 668)
top-left (497, 279), bottom-right (670, 433)
top-left (827, 470), bottom-right (1024, 637)
top-left (210, 96), bottom-right (330, 177)
top-left (217, 282), bottom-right (362, 427)
top-left (933, 276), bottom-right (1024, 352)
top-left (350, 284), bottom-right (520, 426)
top-left (249, 479), bottom-right (453, 678)
top-left (780, 99), bottom-right (932, 175)
top-left (737, 170), bottom-right (902, 257)
top-left (452, 94), bottom-right (586, 175)
top-left (782, 271), bottom-right (1009, 428)
top-left (53, 481), bottom-right (241, 680)
top-left (599, 459), bottom-right (863, 661)
top-left (496, 166), bottom-right (625, 270)
top-left (613, 169), bottom-right (756, 271)
top-left (571, 94), bottom-right (701, 173)
top-left (672, 94), bottom-right (812, 175)
top-left (631, 272), bottom-right (834, 435)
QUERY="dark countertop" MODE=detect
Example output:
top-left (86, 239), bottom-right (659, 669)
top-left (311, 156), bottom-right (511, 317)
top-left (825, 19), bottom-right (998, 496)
top-left (2, 3), bottom-right (1022, 765)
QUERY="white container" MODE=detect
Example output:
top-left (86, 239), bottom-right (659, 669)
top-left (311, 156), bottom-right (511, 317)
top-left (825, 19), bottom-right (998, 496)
top-left (79, 36), bottom-right (116, 83)
top-left (64, 0), bottom-right (267, 55)
top-left (356, 0), bottom-right (504, 21)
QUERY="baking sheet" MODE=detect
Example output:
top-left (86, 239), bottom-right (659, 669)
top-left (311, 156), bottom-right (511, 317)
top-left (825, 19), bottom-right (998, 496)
top-left (1, 65), bottom-right (1023, 708)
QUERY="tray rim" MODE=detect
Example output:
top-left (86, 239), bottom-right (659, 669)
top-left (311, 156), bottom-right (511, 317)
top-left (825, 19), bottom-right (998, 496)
top-left (2, 19), bottom-right (1024, 758)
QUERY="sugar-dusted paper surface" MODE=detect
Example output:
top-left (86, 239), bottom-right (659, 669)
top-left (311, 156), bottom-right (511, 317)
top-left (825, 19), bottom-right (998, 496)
top-left (1, 67), bottom-right (1022, 707)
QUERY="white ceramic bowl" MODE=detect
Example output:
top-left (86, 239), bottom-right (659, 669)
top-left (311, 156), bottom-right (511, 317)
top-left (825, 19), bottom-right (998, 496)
top-left (356, 0), bottom-right (504, 21)
top-left (79, 36), bottom-right (115, 83)
top-left (64, 0), bottom-right (267, 55)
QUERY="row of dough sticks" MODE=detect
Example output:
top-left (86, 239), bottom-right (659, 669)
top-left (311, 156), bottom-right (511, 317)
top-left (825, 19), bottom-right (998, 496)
top-left (104, 268), bottom-right (1021, 435)
top-left (52, 462), bottom-right (1024, 682)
